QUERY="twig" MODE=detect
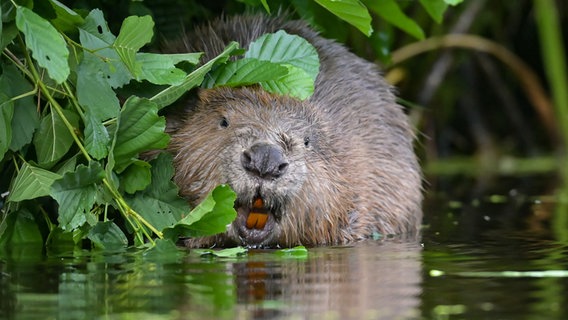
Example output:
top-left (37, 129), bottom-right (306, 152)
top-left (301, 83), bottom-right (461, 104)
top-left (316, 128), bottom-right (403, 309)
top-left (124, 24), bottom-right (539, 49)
top-left (391, 34), bottom-right (558, 142)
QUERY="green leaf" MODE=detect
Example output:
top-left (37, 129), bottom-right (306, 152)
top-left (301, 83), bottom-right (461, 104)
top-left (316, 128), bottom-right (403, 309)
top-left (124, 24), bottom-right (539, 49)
top-left (136, 52), bottom-right (201, 85)
top-left (203, 58), bottom-right (288, 88)
top-left (87, 221), bottom-right (128, 250)
top-left (15, 6), bottom-right (70, 83)
top-left (121, 159), bottom-right (151, 194)
top-left (194, 246), bottom-right (248, 258)
top-left (444, 0), bottom-right (464, 5)
top-left (0, 93), bottom-right (13, 160)
top-left (276, 245), bottom-right (309, 258)
top-left (79, 9), bottom-right (116, 46)
top-left (114, 15), bottom-right (154, 77)
top-left (150, 42), bottom-right (240, 109)
top-left (314, 0), bottom-right (373, 36)
top-left (76, 47), bottom-right (120, 159)
top-left (3, 64), bottom-right (39, 152)
top-left (33, 108), bottom-right (79, 168)
top-left (0, 209), bottom-right (43, 246)
top-left (126, 153), bottom-right (189, 231)
top-left (246, 30), bottom-right (320, 81)
top-left (0, 23), bottom-right (18, 51)
top-left (111, 96), bottom-right (169, 173)
top-left (50, 161), bottom-right (105, 230)
top-left (142, 238), bottom-right (183, 262)
top-left (47, 0), bottom-right (84, 32)
top-left (163, 184), bottom-right (237, 239)
top-left (76, 52), bottom-right (121, 121)
top-left (55, 154), bottom-right (78, 176)
top-left (7, 162), bottom-right (62, 202)
top-left (84, 110), bottom-right (111, 160)
top-left (46, 227), bottom-right (83, 250)
top-left (260, 65), bottom-right (315, 100)
top-left (365, 0), bottom-right (425, 40)
top-left (260, 0), bottom-right (270, 13)
top-left (78, 9), bottom-right (131, 88)
top-left (419, 0), bottom-right (448, 23)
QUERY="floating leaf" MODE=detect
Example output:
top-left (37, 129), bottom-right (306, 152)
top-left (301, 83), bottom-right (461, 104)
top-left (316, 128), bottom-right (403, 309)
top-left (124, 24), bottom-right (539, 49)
top-left (50, 162), bottom-right (105, 230)
top-left (15, 6), bottom-right (70, 83)
top-left (314, 0), bottom-right (373, 36)
top-left (276, 245), bottom-right (309, 258)
top-left (194, 246), bottom-right (248, 258)
top-left (7, 162), bottom-right (62, 202)
top-left (163, 184), bottom-right (237, 239)
top-left (111, 96), bottom-right (169, 173)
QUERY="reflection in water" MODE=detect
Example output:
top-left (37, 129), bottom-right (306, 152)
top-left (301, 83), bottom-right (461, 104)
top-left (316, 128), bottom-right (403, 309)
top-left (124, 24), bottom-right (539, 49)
top-left (0, 240), bottom-right (423, 320)
top-left (7, 175), bottom-right (568, 319)
top-left (232, 240), bottom-right (423, 319)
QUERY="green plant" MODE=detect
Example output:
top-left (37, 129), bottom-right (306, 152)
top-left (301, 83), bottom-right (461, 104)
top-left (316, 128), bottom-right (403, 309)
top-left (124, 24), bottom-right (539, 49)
top-left (0, 0), bottom-right (321, 250)
top-left (0, 0), bottom-right (457, 251)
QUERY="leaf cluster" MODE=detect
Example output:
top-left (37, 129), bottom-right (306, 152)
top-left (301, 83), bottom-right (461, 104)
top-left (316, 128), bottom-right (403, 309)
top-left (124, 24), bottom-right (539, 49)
top-left (0, 0), bottom-right (318, 251)
top-left (0, 0), bottom-right (460, 253)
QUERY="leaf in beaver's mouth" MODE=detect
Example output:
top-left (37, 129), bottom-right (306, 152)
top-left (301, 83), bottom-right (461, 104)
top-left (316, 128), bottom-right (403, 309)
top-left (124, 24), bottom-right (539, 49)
top-left (246, 197), bottom-right (268, 229)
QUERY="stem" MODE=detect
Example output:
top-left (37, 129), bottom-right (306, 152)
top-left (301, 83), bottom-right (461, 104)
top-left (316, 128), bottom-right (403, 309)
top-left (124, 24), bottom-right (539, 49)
top-left (2, 49), bottom-right (34, 80)
top-left (20, 37), bottom-right (93, 162)
top-left (102, 178), bottom-right (163, 239)
top-left (391, 34), bottom-right (558, 143)
top-left (62, 82), bottom-right (86, 120)
top-left (534, 0), bottom-right (568, 153)
top-left (18, 36), bottom-right (163, 244)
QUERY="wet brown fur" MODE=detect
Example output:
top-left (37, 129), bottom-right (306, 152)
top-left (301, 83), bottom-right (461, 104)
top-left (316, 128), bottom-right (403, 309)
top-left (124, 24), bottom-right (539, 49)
top-left (165, 15), bottom-right (423, 248)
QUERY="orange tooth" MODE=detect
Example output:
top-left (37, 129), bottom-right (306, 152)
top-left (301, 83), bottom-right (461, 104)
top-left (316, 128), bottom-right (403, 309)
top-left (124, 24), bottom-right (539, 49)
top-left (253, 197), bottom-right (264, 209)
top-left (246, 212), bottom-right (268, 229)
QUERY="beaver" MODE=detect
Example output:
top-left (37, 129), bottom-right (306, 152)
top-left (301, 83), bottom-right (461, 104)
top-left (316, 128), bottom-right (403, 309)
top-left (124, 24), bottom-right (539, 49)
top-left (165, 15), bottom-right (422, 248)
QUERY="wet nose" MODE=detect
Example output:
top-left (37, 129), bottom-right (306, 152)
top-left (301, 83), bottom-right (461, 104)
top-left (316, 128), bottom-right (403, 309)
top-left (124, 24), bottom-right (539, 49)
top-left (241, 143), bottom-right (289, 179)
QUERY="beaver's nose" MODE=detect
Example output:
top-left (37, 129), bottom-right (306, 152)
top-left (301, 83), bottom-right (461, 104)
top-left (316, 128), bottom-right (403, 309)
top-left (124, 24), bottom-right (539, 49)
top-left (241, 143), bottom-right (289, 179)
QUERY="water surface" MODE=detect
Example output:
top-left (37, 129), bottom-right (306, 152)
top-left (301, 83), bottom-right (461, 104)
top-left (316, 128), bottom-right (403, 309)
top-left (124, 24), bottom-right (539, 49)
top-left (2, 175), bottom-right (568, 319)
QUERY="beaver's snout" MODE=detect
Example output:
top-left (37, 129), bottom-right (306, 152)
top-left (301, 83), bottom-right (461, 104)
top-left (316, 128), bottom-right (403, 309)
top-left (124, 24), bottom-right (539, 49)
top-left (241, 143), bottom-right (289, 179)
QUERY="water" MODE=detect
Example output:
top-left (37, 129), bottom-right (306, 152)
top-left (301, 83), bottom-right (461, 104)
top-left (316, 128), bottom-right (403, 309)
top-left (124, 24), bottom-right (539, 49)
top-left (2, 175), bottom-right (568, 319)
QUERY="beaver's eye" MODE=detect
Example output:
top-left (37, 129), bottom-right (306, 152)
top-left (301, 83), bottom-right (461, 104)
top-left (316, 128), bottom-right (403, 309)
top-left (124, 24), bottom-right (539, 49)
top-left (303, 136), bottom-right (310, 147)
top-left (220, 117), bottom-right (229, 128)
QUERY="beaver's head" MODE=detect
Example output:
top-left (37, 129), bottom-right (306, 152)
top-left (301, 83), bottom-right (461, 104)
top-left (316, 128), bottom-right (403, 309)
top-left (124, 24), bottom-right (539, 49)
top-left (169, 87), bottom-right (352, 248)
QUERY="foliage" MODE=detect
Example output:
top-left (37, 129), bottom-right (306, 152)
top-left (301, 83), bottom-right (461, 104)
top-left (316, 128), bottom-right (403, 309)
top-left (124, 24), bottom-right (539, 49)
top-left (0, 0), bottom-right (323, 250)
top-left (0, 0), bottom-right (457, 251)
